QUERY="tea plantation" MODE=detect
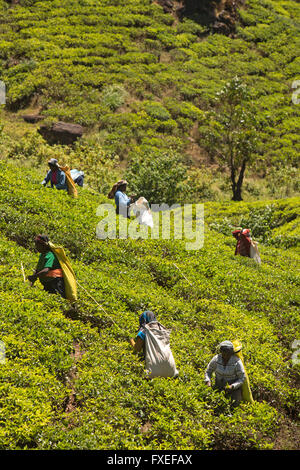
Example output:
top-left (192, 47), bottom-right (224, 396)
top-left (0, 0), bottom-right (299, 452)
top-left (0, 0), bottom-right (299, 171)
top-left (0, 161), bottom-right (299, 450)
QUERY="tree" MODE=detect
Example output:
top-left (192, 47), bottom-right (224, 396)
top-left (199, 77), bottom-right (259, 201)
top-left (125, 149), bottom-right (187, 205)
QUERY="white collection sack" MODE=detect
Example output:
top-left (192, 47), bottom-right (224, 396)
top-left (144, 322), bottom-right (178, 379)
top-left (130, 197), bottom-right (154, 228)
top-left (250, 240), bottom-right (261, 264)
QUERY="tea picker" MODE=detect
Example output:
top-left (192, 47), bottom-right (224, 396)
top-left (232, 228), bottom-right (261, 264)
top-left (27, 235), bottom-right (77, 306)
top-left (130, 310), bottom-right (179, 379)
top-left (204, 340), bottom-right (253, 406)
top-left (108, 179), bottom-right (137, 218)
top-left (41, 158), bottom-right (84, 198)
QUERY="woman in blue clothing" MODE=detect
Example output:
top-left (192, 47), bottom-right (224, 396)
top-left (129, 311), bottom-right (179, 379)
top-left (108, 179), bottom-right (136, 218)
top-left (41, 158), bottom-right (67, 190)
top-left (130, 310), bottom-right (157, 353)
top-left (41, 158), bottom-right (84, 191)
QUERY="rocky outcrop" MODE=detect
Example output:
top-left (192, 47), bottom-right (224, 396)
top-left (212, 0), bottom-right (245, 36)
top-left (156, 0), bottom-right (245, 36)
top-left (38, 121), bottom-right (84, 145)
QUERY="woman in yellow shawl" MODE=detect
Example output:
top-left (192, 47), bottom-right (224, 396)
top-left (28, 235), bottom-right (66, 298)
top-left (41, 158), bottom-right (79, 198)
top-left (28, 235), bottom-right (77, 304)
top-left (204, 340), bottom-right (254, 405)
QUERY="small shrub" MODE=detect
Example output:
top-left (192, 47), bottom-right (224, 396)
top-left (101, 84), bottom-right (128, 111)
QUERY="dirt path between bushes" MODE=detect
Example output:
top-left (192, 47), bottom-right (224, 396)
top-left (65, 341), bottom-right (84, 418)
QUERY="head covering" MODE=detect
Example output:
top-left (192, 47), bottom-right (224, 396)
top-left (48, 158), bottom-right (59, 167)
top-left (232, 229), bottom-right (242, 240)
top-left (219, 340), bottom-right (234, 352)
top-left (138, 310), bottom-right (157, 329)
top-left (108, 179), bottom-right (128, 199)
top-left (35, 234), bottom-right (50, 246)
top-left (242, 228), bottom-right (251, 237)
top-left (233, 228), bottom-right (251, 237)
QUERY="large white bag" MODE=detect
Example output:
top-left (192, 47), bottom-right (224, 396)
top-left (250, 240), bottom-right (261, 264)
top-left (144, 322), bottom-right (179, 379)
top-left (130, 197), bottom-right (154, 228)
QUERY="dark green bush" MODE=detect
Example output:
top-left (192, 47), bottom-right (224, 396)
top-left (126, 149), bottom-right (187, 205)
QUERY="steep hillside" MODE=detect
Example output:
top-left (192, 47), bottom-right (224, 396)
top-left (0, 0), bottom-right (299, 451)
top-left (0, 161), bottom-right (299, 450)
top-left (0, 0), bottom-right (299, 173)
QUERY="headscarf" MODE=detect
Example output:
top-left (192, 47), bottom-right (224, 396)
top-left (48, 158), bottom-right (59, 168)
top-left (108, 179), bottom-right (128, 199)
top-left (35, 234), bottom-right (50, 246)
top-left (232, 228), bottom-right (251, 239)
top-left (219, 340), bottom-right (234, 352)
top-left (138, 310), bottom-right (157, 330)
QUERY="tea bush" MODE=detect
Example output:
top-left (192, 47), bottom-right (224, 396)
top-left (206, 198), bottom-right (300, 248)
top-left (125, 149), bottom-right (188, 205)
top-left (0, 161), bottom-right (299, 449)
top-left (0, 0), bottom-right (299, 172)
